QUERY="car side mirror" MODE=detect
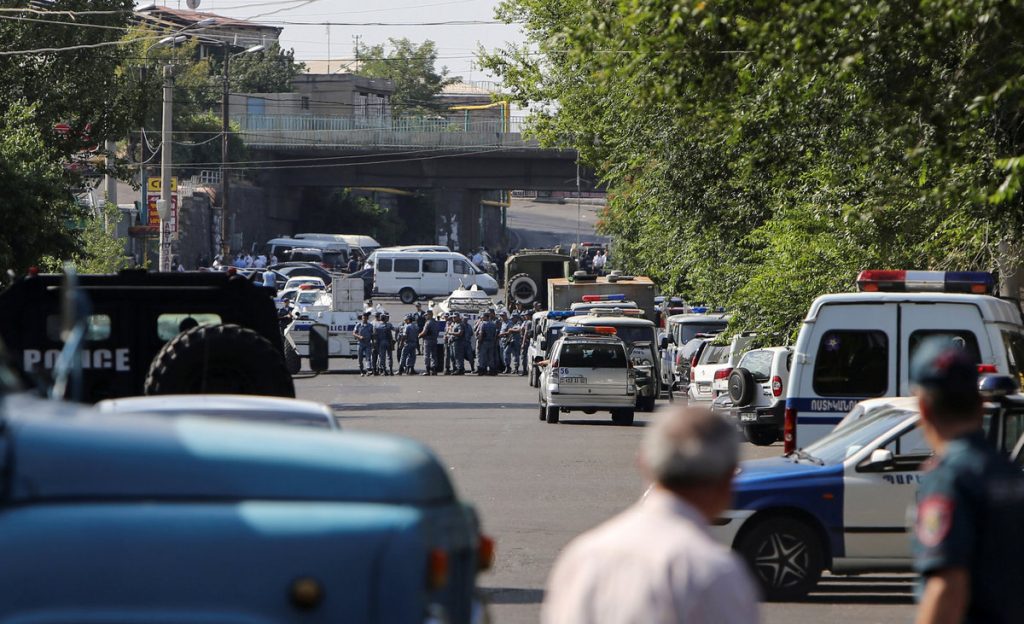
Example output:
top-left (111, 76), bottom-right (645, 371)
top-left (859, 448), bottom-right (894, 472)
top-left (308, 323), bottom-right (330, 373)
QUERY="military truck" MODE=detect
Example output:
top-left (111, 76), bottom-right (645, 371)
top-left (0, 270), bottom-right (293, 402)
top-left (0, 326), bottom-right (491, 623)
top-left (504, 249), bottom-right (577, 308)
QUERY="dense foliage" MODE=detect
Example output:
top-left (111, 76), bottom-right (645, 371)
top-left (357, 38), bottom-right (458, 114)
top-left (483, 0), bottom-right (1024, 339)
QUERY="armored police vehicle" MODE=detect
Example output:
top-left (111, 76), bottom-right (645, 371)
top-left (282, 275), bottom-right (365, 373)
top-left (0, 270), bottom-right (292, 402)
top-left (504, 249), bottom-right (577, 308)
top-left (783, 270), bottom-right (1024, 454)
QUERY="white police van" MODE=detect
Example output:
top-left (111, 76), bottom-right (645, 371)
top-left (712, 379), bottom-right (1024, 601)
top-left (784, 270), bottom-right (1024, 454)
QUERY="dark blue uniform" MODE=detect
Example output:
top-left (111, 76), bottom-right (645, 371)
top-left (913, 431), bottom-right (1024, 623)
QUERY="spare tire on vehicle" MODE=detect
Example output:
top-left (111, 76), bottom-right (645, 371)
top-left (728, 368), bottom-right (756, 406)
top-left (144, 324), bottom-right (296, 398)
top-left (507, 272), bottom-right (539, 305)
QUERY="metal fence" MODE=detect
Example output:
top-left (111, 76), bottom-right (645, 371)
top-left (232, 114), bottom-right (533, 149)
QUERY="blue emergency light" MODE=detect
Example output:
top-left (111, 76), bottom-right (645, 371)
top-left (581, 293), bottom-right (626, 302)
top-left (690, 306), bottom-right (708, 314)
top-left (547, 310), bottom-right (576, 319)
top-left (856, 270), bottom-right (996, 294)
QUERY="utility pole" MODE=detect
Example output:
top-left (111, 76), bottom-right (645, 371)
top-left (576, 157), bottom-right (582, 245)
top-left (159, 64), bottom-right (174, 272)
top-left (221, 48), bottom-right (230, 260)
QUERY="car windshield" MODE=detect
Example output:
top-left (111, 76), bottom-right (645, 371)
top-left (296, 291), bottom-right (321, 304)
top-left (801, 408), bottom-right (917, 465)
top-left (680, 322), bottom-right (728, 343)
top-left (592, 325), bottom-right (655, 345)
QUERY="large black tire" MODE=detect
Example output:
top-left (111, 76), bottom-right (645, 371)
top-left (145, 324), bottom-right (296, 398)
top-left (637, 394), bottom-right (656, 413)
top-left (284, 341), bottom-right (301, 375)
top-left (399, 288), bottom-right (417, 305)
top-left (744, 425), bottom-right (779, 446)
top-left (612, 409), bottom-right (635, 426)
top-left (735, 516), bottom-right (825, 601)
top-left (728, 368), bottom-right (757, 406)
top-left (507, 273), bottom-right (539, 305)
top-left (545, 404), bottom-right (560, 423)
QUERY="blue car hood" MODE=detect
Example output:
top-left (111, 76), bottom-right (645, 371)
top-left (2, 394), bottom-right (455, 505)
top-left (734, 456), bottom-right (839, 490)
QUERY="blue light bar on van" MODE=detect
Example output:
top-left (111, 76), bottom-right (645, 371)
top-left (856, 270), bottom-right (996, 294)
top-left (547, 310), bottom-right (576, 319)
top-left (582, 294), bottom-right (626, 302)
top-left (690, 306), bottom-right (708, 313)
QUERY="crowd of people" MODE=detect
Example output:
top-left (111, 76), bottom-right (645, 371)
top-left (351, 300), bottom-right (544, 377)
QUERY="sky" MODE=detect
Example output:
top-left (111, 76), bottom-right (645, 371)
top-left (139, 0), bottom-right (524, 81)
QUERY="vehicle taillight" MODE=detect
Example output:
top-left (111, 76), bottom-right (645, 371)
top-left (675, 353), bottom-right (683, 366)
top-left (772, 376), bottom-right (783, 397)
top-left (478, 534), bottom-right (495, 571)
top-left (690, 355), bottom-right (698, 369)
top-left (783, 406), bottom-right (796, 454)
top-left (713, 367), bottom-right (733, 381)
top-left (427, 548), bottom-right (449, 589)
top-left (978, 364), bottom-right (998, 374)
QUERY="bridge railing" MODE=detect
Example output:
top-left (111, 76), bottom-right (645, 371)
top-left (233, 113), bottom-right (535, 149)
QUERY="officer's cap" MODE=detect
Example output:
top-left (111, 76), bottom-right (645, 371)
top-left (910, 337), bottom-right (979, 403)
top-left (405, 313), bottom-right (414, 321)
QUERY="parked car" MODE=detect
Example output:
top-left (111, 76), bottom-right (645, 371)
top-left (687, 333), bottom-right (756, 404)
top-left (270, 262), bottom-right (334, 286)
top-left (95, 394), bottom-right (339, 430)
top-left (728, 347), bottom-right (793, 446)
top-left (538, 326), bottom-right (636, 425)
top-left (711, 378), bottom-right (1024, 601)
top-left (373, 251), bottom-right (499, 303)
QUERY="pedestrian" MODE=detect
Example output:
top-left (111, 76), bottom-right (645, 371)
top-left (447, 312), bottom-right (466, 375)
top-left (347, 253), bottom-right (360, 274)
top-left (418, 310), bottom-right (441, 376)
top-left (460, 313), bottom-right (475, 373)
top-left (542, 407), bottom-right (760, 624)
top-left (413, 302), bottom-right (426, 354)
top-left (261, 270), bottom-right (276, 289)
top-left (352, 312), bottom-right (373, 375)
top-left (254, 254), bottom-right (267, 269)
top-left (399, 313), bottom-right (419, 374)
top-left (593, 249), bottom-right (608, 276)
top-left (244, 253), bottom-right (254, 268)
top-left (520, 310), bottom-right (535, 376)
top-left (270, 254), bottom-right (278, 266)
top-left (502, 313), bottom-right (523, 375)
top-left (910, 341), bottom-right (1024, 624)
top-left (373, 312), bottom-right (395, 375)
top-left (497, 311), bottom-right (513, 373)
top-left (476, 310), bottom-right (498, 375)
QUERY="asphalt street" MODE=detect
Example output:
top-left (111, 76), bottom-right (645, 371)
top-left (294, 369), bottom-right (915, 624)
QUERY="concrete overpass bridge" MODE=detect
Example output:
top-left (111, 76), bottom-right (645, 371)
top-left (230, 114), bottom-right (601, 252)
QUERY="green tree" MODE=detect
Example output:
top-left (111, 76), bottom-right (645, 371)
top-left (226, 42), bottom-right (305, 93)
top-left (356, 38), bottom-right (459, 114)
top-left (0, 102), bottom-right (82, 274)
top-left (482, 0), bottom-right (1024, 340)
top-left (43, 203), bottom-right (132, 274)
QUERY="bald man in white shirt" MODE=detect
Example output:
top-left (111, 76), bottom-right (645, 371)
top-left (542, 407), bottom-right (761, 624)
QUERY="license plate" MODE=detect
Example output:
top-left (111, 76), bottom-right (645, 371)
top-left (740, 412), bottom-right (757, 422)
top-left (697, 383), bottom-right (711, 391)
top-left (561, 376), bottom-right (587, 384)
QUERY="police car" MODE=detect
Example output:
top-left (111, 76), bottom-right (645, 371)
top-left (711, 378), bottom-right (1024, 601)
top-left (527, 310), bottom-right (573, 387)
top-left (538, 326), bottom-right (636, 425)
top-left (784, 270), bottom-right (1024, 454)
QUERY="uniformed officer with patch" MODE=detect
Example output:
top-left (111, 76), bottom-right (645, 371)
top-left (399, 313), bottom-right (419, 375)
top-left (910, 341), bottom-right (1024, 624)
top-left (352, 312), bottom-right (374, 376)
top-left (418, 310), bottom-right (441, 376)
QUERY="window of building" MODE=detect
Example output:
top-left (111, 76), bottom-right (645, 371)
top-left (812, 330), bottom-right (889, 397)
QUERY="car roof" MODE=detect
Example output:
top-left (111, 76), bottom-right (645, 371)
top-left (566, 315), bottom-right (655, 327)
top-left (557, 334), bottom-right (625, 345)
top-left (96, 394), bottom-right (334, 416)
top-left (807, 292), bottom-right (1023, 325)
top-left (666, 313), bottom-right (730, 323)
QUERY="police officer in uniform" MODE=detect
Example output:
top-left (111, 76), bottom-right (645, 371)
top-left (448, 312), bottom-right (466, 375)
top-left (413, 302), bottom-right (426, 354)
top-left (399, 313), bottom-right (419, 374)
top-left (378, 312), bottom-right (396, 375)
top-left (461, 313), bottom-right (476, 373)
top-left (502, 313), bottom-right (523, 375)
top-left (475, 311), bottom-right (497, 375)
top-left (911, 342), bottom-right (1024, 624)
top-left (418, 310), bottom-right (441, 375)
top-left (352, 312), bottom-right (373, 376)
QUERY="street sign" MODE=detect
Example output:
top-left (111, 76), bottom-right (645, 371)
top-left (144, 177), bottom-right (178, 234)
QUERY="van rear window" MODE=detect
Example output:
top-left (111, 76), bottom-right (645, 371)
top-left (908, 330), bottom-right (981, 366)
top-left (559, 344), bottom-right (626, 368)
top-left (813, 330), bottom-right (888, 397)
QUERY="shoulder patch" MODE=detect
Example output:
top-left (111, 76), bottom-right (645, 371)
top-left (916, 495), bottom-right (954, 548)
